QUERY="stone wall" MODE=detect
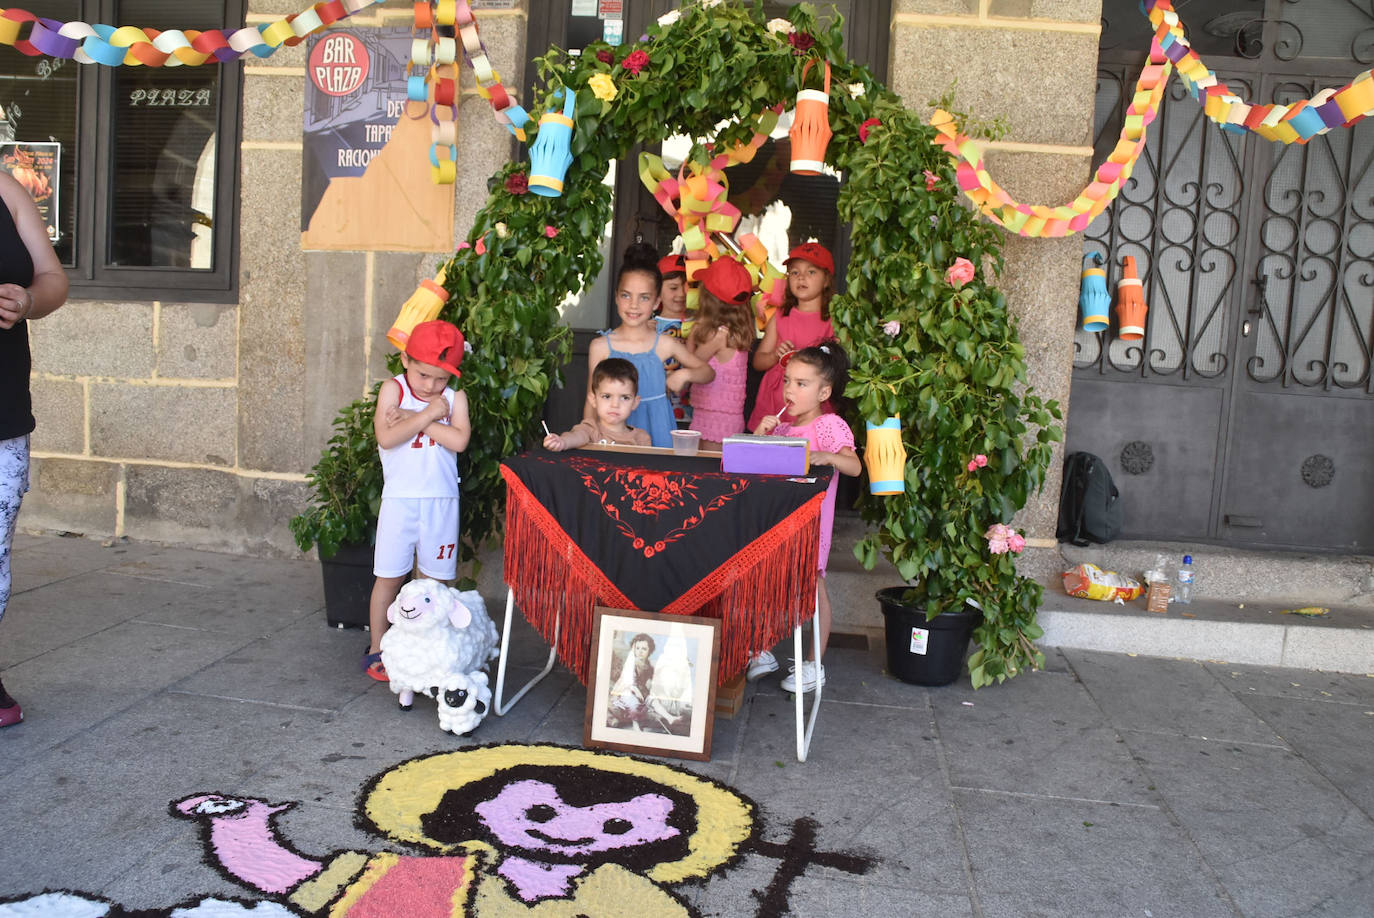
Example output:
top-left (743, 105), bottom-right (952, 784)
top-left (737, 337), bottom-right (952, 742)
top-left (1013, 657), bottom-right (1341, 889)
top-left (19, 0), bottom-right (529, 557)
top-left (888, 0), bottom-right (1101, 577)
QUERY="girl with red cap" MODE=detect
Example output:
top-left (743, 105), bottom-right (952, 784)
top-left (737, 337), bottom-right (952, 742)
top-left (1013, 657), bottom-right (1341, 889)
top-left (686, 257), bottom-right (755, 447)
top-left (747, 242), bottom-right (836, 430)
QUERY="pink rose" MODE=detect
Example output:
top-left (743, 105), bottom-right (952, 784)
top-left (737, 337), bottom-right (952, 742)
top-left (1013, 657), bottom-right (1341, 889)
top-left (967, 459), bottom-right (978, 472)
top-left (456, 241), bottom-right (471, 250)
top-left (474, 237), bottom-right (487, 255)
top-left (923, 169), bottom-right (938, 191)
top-left (988, 538), bottom-right (1010, 555)
top-left (544, 225), bottom-right (559, 238)
top-left (504, 172), bottom-right (529, 195)
top-left (859, 117), bottom-right (881, 144)
top-left (882, 320), bottom-right (900, 336)
top-left (966, 454), bottom-right (988, 472)
top-left (1007, 533), bottom-right (1026, 553)
top-left (946, 257), bottom-right (975, 289)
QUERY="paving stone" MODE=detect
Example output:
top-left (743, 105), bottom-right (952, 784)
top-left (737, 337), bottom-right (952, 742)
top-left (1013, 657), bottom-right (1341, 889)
top-left (1066, 648), bottom-right (1286, 745)
top-left (1119, 730), bottom-right (1374, 917)
top-left (930, 667), bottom-right (1158, 806)
top-left (959, 788), bottom-right (1235, 918)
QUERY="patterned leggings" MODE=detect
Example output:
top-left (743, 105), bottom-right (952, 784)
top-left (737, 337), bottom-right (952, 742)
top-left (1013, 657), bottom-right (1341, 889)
top-left (0, 435), bottom-right (29, 625)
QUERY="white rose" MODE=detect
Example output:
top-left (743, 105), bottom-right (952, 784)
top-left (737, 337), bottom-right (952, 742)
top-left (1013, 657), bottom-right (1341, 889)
top-left (847, 82), bottom-right (865, 99)
top-left (494, 222), bottom-right (509, 239)
top-left (702, 0), bottom-right (723, 7)
top-left (766, 18), bottom-right (795, 35)
top-left (657, 9), bottom-right (680, 26)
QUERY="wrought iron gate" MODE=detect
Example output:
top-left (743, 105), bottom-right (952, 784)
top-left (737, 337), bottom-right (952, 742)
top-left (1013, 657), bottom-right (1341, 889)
top-left (1069, 2), bottom-right (1374, 552)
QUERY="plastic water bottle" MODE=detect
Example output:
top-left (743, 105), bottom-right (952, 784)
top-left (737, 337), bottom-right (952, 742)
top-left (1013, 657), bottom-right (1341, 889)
top-left (1175, 555), bottom-right (1194, 604)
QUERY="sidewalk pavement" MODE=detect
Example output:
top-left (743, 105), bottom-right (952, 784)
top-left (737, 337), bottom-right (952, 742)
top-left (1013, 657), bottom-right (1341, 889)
top-left (2, 532), bottom-right (1372, 918)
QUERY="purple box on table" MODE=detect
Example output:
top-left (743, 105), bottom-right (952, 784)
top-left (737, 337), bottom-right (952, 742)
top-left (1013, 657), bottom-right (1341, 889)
top-left (721, 434), bottom-right (810, 475)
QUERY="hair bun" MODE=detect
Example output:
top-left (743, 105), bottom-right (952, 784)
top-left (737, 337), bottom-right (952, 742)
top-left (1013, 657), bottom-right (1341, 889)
top-left (622, 241), bottom-right (660, 272)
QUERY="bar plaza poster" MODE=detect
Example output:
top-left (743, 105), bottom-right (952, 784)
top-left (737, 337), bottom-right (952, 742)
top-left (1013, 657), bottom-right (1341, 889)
top-left (0, 142), bottom-right (59, 244)
top-left (302, 26), bottom-right (453, 251)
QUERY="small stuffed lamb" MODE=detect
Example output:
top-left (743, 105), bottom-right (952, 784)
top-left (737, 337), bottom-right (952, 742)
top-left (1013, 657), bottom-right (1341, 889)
top-left (378, 579), bottom-right (500, 734)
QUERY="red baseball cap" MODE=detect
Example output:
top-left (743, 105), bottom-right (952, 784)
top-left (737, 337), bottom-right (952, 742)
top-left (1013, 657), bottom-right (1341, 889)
top-left (657, 253), bottom-right (686, 278)
top-left (405, 320), bottom-right (465, 378)
top-left (784, 242), bottom-right (835, 275)
top-left (697, 256), bottom-right (754, 305)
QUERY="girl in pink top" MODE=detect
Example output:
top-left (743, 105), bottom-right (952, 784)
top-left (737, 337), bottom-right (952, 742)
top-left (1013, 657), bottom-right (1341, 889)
top-left (750, 340), bottom-right (861, 694)
top-left (747, 241), bottom-right (836, 430)
top-left (687, 256), bottom-right (756, 447)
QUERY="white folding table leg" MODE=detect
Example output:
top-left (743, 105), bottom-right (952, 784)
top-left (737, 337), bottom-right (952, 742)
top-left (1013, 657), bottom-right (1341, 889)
top-left (494, 586), bottom-right (560, 716)
top-left (793, 586), bottom-right (824, 762)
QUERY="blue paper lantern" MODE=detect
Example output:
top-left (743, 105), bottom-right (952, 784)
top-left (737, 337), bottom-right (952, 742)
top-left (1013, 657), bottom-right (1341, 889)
top-left (1079, 253), bottom-right (1110, 333)
top-left (528, 88), bottom-right (576, 197)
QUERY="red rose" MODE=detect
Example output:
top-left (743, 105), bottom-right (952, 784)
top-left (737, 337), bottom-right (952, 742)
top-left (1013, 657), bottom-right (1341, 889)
top-left (595, 49), bottom-right (614, 65)
top-left (788, 31), bottom-right (815, 54)
top-left (859, 118), bottom-right (882, 144)
top-left (504, 172), bottom-right (529, 195)
top-left (621, 49), bottom-right (650, 75)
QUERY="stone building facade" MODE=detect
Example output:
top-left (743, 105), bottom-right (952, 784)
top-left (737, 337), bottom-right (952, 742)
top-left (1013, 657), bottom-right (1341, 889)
top-left (18, 1), bottom-right (1098, 576)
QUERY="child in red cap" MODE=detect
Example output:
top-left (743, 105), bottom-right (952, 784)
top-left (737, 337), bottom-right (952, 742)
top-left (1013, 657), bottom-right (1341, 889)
top-left (687, 256), bottom-right (755, 447)
top-left (748, 242), bottom-right (836, 430)
top-left (363, 319), bottom-right (471, 681)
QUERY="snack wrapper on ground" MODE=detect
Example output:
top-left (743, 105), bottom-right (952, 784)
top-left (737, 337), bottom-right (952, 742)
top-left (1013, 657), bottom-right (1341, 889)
top-left (1062, 563), bottom-right (1144, 602)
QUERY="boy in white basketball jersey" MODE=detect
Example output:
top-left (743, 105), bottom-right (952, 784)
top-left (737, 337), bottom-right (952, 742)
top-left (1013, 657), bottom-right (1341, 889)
top-left (363, 320), bottom-right (471, 681)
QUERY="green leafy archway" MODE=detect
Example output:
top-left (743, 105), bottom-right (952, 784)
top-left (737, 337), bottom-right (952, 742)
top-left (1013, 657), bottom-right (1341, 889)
top-left (302, 1), bottom-right (1060, 687)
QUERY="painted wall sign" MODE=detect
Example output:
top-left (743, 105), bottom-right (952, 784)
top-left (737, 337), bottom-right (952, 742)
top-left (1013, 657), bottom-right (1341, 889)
top-left (301, 26), bottom-right (453, 252)
top-left (308, 33), bottom-right (370, 97)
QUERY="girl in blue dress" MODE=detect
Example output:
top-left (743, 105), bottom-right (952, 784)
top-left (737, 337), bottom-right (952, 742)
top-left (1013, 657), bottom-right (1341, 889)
top-left (585, 244), bottom-right (715, 447)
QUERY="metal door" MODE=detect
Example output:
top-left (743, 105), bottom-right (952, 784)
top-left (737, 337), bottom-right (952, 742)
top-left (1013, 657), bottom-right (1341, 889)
top-left (1069, 4), bottom-right (1374, 552)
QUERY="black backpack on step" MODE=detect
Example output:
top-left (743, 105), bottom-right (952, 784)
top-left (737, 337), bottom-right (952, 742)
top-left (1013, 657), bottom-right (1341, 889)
top-left (1056, 451), bottom-right (1123, 546)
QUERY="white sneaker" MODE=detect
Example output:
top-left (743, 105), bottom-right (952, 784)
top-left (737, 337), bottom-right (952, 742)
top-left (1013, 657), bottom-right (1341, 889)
top-left (746, 650), bottom-right (779, 681)
top-left (780, 660), bottom-right (826, 693)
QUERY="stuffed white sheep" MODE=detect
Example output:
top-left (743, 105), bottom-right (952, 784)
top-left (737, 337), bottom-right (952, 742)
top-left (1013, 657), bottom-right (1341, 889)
top-left (435, 670), bottom-right (492, 736)
top-left (378, 579), bottom-right (500, 733)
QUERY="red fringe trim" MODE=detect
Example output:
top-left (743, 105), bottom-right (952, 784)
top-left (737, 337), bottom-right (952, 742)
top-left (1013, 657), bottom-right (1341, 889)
top-left (502, 466), bottom-right (634, 685)
top-left (501, 465), bottom-right (825, 686)
top-left (662, 493), bottom-right (823, 683)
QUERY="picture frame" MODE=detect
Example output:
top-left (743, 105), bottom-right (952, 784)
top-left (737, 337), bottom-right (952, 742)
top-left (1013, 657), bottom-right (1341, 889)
top-left (584, 607), bottom-right (721, 761)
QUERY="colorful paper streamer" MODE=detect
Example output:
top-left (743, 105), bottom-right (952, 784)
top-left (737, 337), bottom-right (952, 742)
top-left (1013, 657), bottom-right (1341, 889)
top-left (0, 1), bottom-right (385, 66)
top-left (931, 0), bottom-right (1374, 237)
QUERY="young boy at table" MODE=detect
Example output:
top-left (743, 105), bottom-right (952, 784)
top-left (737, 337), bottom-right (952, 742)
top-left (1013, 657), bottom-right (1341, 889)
top-left (362, 320), bottom-right (471, 682)
top-left (543, 358), bottom-right (652, 450)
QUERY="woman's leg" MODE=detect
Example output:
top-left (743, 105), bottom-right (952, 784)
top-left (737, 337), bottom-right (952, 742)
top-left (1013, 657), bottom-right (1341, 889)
top-left (0, 435), bottom-right (31, 724)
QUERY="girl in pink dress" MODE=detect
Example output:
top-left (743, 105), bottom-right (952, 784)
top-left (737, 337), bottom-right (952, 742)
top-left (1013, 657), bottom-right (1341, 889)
top-left (747, 242), bottom-right (836, 430)
top-left (748, 341), bottom-right (861, 694)
top-left (687, 256), bottom-right (756, 448)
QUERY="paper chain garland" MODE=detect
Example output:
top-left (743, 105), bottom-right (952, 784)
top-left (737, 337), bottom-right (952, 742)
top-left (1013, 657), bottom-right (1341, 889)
top-left (932, 0), bottom-right (1374, 238)
top-left (0, 0), bottom-right (384, 65)
top-left (638, 106), bottom-right (789, 328)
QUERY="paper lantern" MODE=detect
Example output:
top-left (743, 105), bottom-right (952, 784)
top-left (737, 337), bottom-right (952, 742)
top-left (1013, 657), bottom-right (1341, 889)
top-left (864, 417), bottom-right (906, 496)
top-left (387, 269), bottom-right (450, 351)
top-left (1115, 255), bottom-right (1148, 341)
top-left (528, 88), bottom-right (576, 197)
top-left (1079, 253), bottom-right (1110, 332)
top-left (790, 60), bottom-right (832, 175)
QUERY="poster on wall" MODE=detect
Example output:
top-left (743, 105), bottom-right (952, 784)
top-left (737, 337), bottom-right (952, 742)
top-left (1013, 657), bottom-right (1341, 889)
top-left (302, 27), bottom-right (454, 252)
top-left (0, 141), bottom-right (59, 243)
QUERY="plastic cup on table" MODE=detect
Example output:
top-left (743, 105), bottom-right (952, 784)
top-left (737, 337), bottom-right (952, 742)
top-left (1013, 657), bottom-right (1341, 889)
top-left (671, 429), bottom-right (701, 456)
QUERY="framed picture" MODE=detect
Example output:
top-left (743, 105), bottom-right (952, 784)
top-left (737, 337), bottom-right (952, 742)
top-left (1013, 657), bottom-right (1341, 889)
top-left (584, 607), bottom-right (721, 761)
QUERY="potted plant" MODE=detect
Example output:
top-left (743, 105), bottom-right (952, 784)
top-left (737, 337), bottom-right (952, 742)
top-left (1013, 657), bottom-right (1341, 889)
top-left (290, 391), bottom-right (385, 627)
top-left (830, 100), bottom-right (1062, 688)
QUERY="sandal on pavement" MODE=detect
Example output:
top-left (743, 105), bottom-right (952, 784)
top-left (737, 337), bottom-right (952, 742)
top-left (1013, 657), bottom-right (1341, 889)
top-left (362, 652), bottom-right (388, 683)
top-left (0, 680), bottom-right (22, 728)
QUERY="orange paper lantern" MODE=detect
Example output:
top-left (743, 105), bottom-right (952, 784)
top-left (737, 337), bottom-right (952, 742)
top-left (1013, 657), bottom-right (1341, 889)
top-left (1115, 255), bottom-right (1148, 341)
top-left (789, 60), bottom-right (832, 176)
